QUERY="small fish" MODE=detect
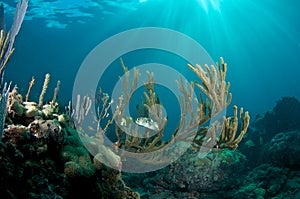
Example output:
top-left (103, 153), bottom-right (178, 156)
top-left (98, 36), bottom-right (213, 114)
top-left (135, 117), bottom-right (159, 131)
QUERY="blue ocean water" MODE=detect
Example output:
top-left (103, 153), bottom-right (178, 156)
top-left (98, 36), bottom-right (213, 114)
top-left (2, 0), bottom-right (300, 120)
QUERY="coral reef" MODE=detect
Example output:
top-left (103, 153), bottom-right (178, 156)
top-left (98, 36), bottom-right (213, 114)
top-left (0, 55), bottom-right (252, 198)
top-left (240, 96), bottom-right (300, 167)
top-left (0, 4), bottom-right (139, 196)
top-left (123, 148), bottom-right (247, 198)
top-left (1, 0), bottom-right (298, 197)
top-left (260, 130), bottom-right (300, 169)
top-left (0, 2), bottom-right (254, 198)
top-left (3, 86), bottom-right (64, 155)
top-left (254, 96), bottom-right (300, 140)
top-left (0, 77), bottom-right (139, 198)
top-left (6, 1), bottom-right (300, 199)
top-left (60, 127), bottom-right (95, 178)
top-left (123, 127), bottom-right (300, 199)
top-left (232, 164), bottom-right (290, 199)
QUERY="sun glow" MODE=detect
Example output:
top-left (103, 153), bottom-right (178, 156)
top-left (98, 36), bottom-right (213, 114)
top-left (197, 0), bottom-right (223, 12)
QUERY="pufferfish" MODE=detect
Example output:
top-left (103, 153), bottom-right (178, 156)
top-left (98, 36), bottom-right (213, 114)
top-left (135, 117), bottom-right (159, 131)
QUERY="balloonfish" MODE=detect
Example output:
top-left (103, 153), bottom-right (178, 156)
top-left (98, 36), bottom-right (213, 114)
top-left (135, 117), bottom-right (159, 131)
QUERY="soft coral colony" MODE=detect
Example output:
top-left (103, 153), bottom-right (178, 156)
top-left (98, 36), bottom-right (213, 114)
top-left (89, 57), bottom-right (250, 169)
top-left (0, 0), bottom-right (250, 198)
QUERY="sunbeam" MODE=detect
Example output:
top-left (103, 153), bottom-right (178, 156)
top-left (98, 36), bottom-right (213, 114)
top-left (197, 0), bottom-right (224, 12)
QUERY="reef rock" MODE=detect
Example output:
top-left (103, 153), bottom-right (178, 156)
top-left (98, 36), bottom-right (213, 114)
top-left (125, 148), bottom-right (247, 198)
top-left (260, 130), bottom-right (300, 169)
top-left (28, 119), bottom-right (64, 147)
top-left (233, 164), bottom-right (289, 198)
top-left (254, 97), bottom-right (300, 140)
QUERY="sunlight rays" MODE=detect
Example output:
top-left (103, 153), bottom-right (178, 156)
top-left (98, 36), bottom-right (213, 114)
top-left (198, 0), bottom-right (223, 13)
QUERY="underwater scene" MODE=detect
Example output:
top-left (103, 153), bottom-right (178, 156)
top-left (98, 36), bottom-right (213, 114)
top-left (0, 0), bottom-right (300, 198)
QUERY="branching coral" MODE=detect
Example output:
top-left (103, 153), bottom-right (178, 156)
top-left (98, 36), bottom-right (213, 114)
top-left (72, 94), bottom-right (92, 127)
top-left (69, 54), bottom-right (250, 172)
top-left (50, 80), bottom-right (60, 106)
top-left (39, 73), bottom-right (50, 107)
top-left (0, 0), bottom-right (28, 139)
top-left (179, 58), bottom-right (249, 152)
top-left (187, 57), bottom-right (232, 113)
top-left (0, 0), bottom-right (28, 76)
top-left (218, 105), bottom-right (250, 150)
top-left (25, 76), bottom-right (35, 102)
top-left (192, 105), bottom-right (250, 150)
top-left (112, 67), bottom-right (167, 153)
top-left (90, 57), bottom-right (250, 163)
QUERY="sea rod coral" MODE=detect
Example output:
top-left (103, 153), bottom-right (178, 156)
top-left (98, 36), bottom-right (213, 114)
top-left (0, 0), bottom-right (28, 139)
top-left (78, 57), bottom-right (250, 169)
